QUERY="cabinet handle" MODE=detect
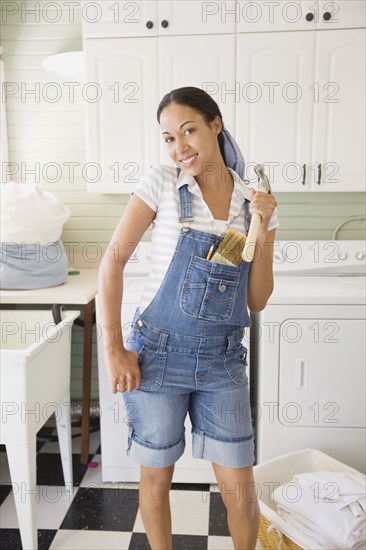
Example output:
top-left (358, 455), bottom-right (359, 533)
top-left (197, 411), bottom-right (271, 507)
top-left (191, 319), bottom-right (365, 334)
top-left (302, 164), bottom-right (306, 185)
top-left (146, 20), bottom-right (153, 29)
top-left (161, 19), bottom-right (169, 28)
top-left (295, 360), bottom-right (309, 389)
top-left (305, 12), bottom-right (314, 21)
top-left (323, 11), bottom-right (332, 21)
top-left (316, 163), bottom-right (322, 185)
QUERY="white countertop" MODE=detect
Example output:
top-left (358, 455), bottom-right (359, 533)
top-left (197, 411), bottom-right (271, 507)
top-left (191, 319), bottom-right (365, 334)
top-left (0, 269), bottom-right (99, 305)
top-left (3, 266), bottom-right (360, 308)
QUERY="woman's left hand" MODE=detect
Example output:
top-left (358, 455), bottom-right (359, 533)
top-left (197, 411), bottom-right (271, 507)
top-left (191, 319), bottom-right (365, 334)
top-left (248, 188), bottom-right (278, 232)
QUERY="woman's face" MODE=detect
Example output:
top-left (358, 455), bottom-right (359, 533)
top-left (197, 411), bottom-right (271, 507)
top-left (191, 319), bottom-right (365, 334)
top-left (159, 103), bottom-right (222, 176)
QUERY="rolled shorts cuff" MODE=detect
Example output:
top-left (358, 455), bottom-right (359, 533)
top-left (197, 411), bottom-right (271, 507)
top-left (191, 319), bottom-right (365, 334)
top-left (192, 427), bottom-right (255, 468)
top-left (126, 425), bottom-right (185, 468)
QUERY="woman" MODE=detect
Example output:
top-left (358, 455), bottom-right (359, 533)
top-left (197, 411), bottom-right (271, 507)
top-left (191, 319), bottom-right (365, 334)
top-left (98, 86), bottom-right (279, 550)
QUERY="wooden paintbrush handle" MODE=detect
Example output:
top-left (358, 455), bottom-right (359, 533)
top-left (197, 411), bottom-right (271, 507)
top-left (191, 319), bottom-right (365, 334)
top-left (242, 212), bottom-right (262, 262)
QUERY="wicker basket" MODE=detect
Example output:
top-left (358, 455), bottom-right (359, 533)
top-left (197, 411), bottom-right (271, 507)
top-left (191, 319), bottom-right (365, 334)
top-left (258, 513), bottom-right (303, 550)
top-left (253, 448), bottom-right (364, 550)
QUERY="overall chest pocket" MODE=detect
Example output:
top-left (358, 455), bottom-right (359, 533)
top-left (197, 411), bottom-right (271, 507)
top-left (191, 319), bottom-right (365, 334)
top-left (180, 255), bottom-right (240, 321)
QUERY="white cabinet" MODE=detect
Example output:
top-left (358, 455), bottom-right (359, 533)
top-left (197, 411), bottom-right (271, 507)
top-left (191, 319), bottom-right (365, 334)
top-left (83, 1), bottom-right (365, 193)
top-left (236, 0), bottom-right (366, 33)
top-left (236, 29), bottom-right (365, 192)
top-left (279, 318), bottom-right (366, 428)
top-left (156, 0), bottom-right (236, 35)
top-left (84, 34), bottom-right (235, 192)
top-left (236, 31), bottom-right (315, 193)
top-left (84, 38), bottom-right (159, 193)
top-left (312, 29), bottom-right (366, 191)
top-left (82, 0), bottom-right (236, 38)
top-left (316, 0), bottom-right (366, 29)
top-left (81, 0), bottom-right (157, 38)
top-left (255, 303), bottom-right (366, 473)
top-left (158, 34), bottom-right (236, 166)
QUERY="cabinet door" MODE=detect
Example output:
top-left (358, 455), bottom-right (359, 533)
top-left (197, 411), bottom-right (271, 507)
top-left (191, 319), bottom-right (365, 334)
top-left (236, 32), bottom-right (315, 192)
top-left (235, 1), bottom-right (366, 32)
top-left (311, 29), bottom-right (365, 191)
top-left (317, 0), bottom-right (366, 30)
top-left (158, 0), bottom-right (236, 35)
top-left (81, 1), bottom-right (158, 38)
top-left (84, 38), bottom-right (159, 193)
top-left (279, 318), bottom-right (366, 428)
top-left (236, 1), bottom-right (317, 32)
top-left (158, 34), bottom-right (236, 166)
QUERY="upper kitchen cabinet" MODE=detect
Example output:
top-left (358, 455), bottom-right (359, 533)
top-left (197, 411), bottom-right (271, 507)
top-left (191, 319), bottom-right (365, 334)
top-left (81, 0), bottom-right (236, 38)
top-left (236, 28), bottom-right (365, 192)
top-left (81, 0), bottom-right (158, 37)
top-left (317, 0), bottom-right (366, 30)
top-left (158, 34), bottom-right (236, 165)
top-left (236, 31), bottom-right (316, 192)
top-left (83, 34), bottom-right (235, 192)
top-left (82, 0), bottom-right (365, 193)
top-left (83, 38), bottom-right (159, 193)
top-left (236, 0), bottom-right (366, 33)
top-left (311, 29), bottom-right (365, 191)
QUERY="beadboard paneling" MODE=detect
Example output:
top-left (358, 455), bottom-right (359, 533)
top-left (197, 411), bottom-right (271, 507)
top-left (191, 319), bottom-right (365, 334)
top-left (1, 1), bottom-right (365, 399)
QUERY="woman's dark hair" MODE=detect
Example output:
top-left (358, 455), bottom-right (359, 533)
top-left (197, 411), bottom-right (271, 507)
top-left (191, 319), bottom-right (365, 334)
top-left (157, 86), bottom-right (226, 163)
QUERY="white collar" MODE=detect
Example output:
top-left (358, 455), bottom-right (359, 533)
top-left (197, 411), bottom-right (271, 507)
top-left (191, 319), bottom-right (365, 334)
top-left (175, 166), bottom-right (251, 224)
top-left (176, 167), bottom-right (251, 200)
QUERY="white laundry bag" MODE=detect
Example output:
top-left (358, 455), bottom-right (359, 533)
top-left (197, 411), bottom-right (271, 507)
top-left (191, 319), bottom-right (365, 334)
top-left (0, 182), bottom-right (71, 289)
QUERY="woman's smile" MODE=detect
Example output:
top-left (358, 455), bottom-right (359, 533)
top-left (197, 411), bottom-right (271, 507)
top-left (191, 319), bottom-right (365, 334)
top-left (180, 153), bottom-right (198, 167)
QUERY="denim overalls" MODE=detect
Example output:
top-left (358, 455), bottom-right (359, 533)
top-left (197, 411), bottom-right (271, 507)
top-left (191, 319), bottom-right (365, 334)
top-left (122, 175), bottom-right (256, 468)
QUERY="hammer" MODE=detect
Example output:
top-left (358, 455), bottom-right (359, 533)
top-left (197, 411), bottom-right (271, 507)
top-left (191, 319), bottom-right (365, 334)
top-left (242, 164), bottom-right (272, 263)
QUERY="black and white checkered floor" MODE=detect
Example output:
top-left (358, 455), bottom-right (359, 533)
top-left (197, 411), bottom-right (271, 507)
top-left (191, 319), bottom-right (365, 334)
top-left (0, 417), bottom-right (264, 550)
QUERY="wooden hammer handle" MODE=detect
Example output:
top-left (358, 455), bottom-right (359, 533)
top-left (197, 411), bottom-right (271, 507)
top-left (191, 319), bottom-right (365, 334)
top-left (242, 188), bottom-right (269, 262)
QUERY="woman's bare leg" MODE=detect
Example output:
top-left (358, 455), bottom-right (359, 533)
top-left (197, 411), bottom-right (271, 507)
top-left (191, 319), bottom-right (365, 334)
top-left (139, 464), bottom-right (175, 550)
top-left (212, 462), bottom-right (260, 550)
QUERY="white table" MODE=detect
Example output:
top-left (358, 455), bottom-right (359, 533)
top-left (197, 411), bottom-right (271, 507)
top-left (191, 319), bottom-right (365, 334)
top-left (0, 269), bottom-right (99, 464)
top-left (1, 309), bottom-right (80, 550)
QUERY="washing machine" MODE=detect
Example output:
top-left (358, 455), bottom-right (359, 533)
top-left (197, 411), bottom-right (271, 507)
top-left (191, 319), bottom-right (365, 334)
top-left (251, 240), bottom-right (366, 474)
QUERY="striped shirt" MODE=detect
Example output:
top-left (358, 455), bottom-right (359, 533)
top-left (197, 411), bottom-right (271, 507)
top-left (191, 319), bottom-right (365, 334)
top-left (131, 164), bottom-right (280, 313)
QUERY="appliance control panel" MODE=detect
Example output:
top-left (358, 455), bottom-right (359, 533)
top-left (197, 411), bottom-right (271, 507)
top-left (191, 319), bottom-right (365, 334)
top-left (273, 240), bottom-right (366, 275)
top-left (123, 240), bottom-right (366, 276)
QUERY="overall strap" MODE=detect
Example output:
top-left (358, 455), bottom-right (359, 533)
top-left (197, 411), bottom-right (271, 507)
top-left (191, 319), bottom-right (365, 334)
top-left (178, 184), bottom-right (194, 223)
top-left (177, 166), bottom-right (252, 233)
top-left (177, 166), bottom-right (194, 223)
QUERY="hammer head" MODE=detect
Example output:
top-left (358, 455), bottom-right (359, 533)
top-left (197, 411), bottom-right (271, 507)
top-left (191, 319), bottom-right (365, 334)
top-left (254, 164), bottom-right (271, 194)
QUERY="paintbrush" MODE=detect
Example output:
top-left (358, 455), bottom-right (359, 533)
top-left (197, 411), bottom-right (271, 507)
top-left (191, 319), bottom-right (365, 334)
top-left (210, 229), bottom-right (247, 267)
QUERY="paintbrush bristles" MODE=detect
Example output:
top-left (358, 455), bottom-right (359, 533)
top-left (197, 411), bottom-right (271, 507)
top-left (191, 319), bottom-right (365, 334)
top-left (211, 229), bottom-right (247, 267)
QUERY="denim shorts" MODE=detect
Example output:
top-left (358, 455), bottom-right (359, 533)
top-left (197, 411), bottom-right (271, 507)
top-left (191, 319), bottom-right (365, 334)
top-left (122, 318), bottom-right (255, 469)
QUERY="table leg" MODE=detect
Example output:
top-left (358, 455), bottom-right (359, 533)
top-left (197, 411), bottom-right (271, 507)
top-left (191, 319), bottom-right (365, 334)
top-left (80, 298), bottom-right (95, 464)
top-left (6, 439), bottom-right (38, 550)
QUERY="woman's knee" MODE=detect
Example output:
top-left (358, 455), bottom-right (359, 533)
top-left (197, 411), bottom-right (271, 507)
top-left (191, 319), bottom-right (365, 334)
top-left (212, 463), bottom-right (259, 516)
top-left (226, 497), bottom-right (260, 520)
top-left (140, 464), bottom-right (175, 492)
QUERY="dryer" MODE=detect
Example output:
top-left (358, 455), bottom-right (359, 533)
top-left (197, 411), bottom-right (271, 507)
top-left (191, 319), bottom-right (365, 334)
top-left (252, 240), bottom-right (366, 473)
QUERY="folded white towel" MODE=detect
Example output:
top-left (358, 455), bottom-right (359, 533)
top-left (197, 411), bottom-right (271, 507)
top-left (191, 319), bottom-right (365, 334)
top-left (294, 471), bottom-right (366, 517)
top-left (272, 470), bottom-right (366, 549)
top-left (276, 503), bottom-right (365, 549)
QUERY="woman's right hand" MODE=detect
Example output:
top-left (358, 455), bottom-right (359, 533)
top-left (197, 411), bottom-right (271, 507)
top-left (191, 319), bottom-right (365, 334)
top-left (106, 347), bottom-right (142, 394)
